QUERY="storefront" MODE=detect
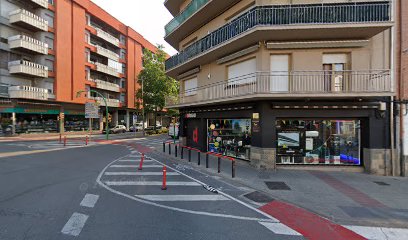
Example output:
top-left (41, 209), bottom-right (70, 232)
top-left (276, 119), bottom-right (361, 165)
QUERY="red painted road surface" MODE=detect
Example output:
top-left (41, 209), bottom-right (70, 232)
top-left (260, 201), bottom-right (366, 240)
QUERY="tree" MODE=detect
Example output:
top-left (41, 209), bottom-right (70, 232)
top-left (136, 45), bottom-right (178, 131)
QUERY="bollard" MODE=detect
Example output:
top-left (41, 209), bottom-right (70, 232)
top-left (163, 142), bottom-right (165, 152)
top-left (218, 156), bottom-right (221, 173)
top-left (161, 166), bottom-right (167, 190)
top-left (188, 149), bottom-right (191, 162)
top-left (85, 136), bottom-right (89, 146)
top-left (175, 145), bottom-right (178, 158)
top-left (206, 154), bottom-right (209, 168)
top-left (197, 151), bottom-right (201, 165)
top-left (138, 153), bottom-right (145, 170)
top-left (232, 159), bottom-right (236, 178)
top-left (59, 134), bottom-right (62, 144)
top-left (181, 146), bottom-right (184, 159)
top-left (168, 143), bottom-right (171, 155)
top-left (64, 136), bottom-right (67, 147)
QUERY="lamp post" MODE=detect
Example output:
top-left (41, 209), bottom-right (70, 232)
top-left (76, 90), bottom-right (109, 140)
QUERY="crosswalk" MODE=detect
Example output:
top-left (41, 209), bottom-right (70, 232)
top-left (5, 141), bottom-right (96, 150)
top-left (131, 137), bottom-right (179, 149)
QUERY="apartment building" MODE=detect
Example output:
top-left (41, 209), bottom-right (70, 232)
top-left (164, 0), bottom-right (396, 175)
top-left (0, 0), bottom-right (156, 134)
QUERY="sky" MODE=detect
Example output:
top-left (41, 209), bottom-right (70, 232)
top-left (91, 0), bottom-right (178, 56)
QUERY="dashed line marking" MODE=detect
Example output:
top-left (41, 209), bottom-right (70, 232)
top-left (135, 195), bottom-right (230, 201)
top-left (61, 212), bottom-right (89, 237)
top-left (104, 172), bottom-right (179, 176)
top-left (80, 194), bottom-right (99, 208)
top-left (105, 181), bottom-right (201, 186)
top-left (258, 221), bottom-right (302, 236)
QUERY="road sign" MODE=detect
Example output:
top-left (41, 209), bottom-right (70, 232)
top-left (85, 102), bottom-right (99, 119)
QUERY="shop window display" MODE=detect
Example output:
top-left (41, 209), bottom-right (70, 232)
top-left (276, 120), bottom-right (361, 165)
top-left (207, 119), bottom-right (251, 160)
top-left (15, 115), bottom-right (58, 134)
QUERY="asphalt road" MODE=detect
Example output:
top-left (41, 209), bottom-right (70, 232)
top-left (0, 137), bottom-right (302, 240)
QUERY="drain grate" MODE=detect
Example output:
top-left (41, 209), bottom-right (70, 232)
top-left (244, 191), bottom-right (274, 203)
top-left (265, 181), bottom-right (291, 190)
top-left (374, 181), bottom-right (390, 186)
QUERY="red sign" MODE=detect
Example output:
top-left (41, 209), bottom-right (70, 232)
top-left (193, 127), bottom-right (198, 143)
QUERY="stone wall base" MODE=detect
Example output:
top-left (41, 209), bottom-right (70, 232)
top-left (179, 136), bottom-right (187, 146)
top-left (363, 148), bottom-right (393, 176)
top-left (403, 156), bottom-right (408, 177)
top-left (250, 147), bottom-right (276, 170)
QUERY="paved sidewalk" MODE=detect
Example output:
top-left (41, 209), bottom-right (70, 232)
top-left (159, 143), bottom-right (408, 230)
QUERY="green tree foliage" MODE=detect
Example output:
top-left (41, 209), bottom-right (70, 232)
top-left (136, 45), bottom-right (178, 129)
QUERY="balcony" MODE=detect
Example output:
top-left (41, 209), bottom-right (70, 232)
top-left (96, 46), bottom-right (119, 61)
top-left (8, 35), bottom-right (48, 55)
top-left (0, 84), bottom-right (9, 98)
top-left (91, 97), bottom-right (120, 108)
top-left (90, 79), bottom-right (120, 92)
top-left (95, 28), bottom-right (120, 47)
top-left (94, 62), bottom-right (120, 78)
top-left (167, 70), bottom-right (393, 108)
top-left (9, 9), bottom-right (48, 32)
top-left (165, 2), bottom-right (392, 77)
top-left (8, 86), bottom-right (49, 100)
top-left (165, 0), bottom-right (240, 49)
top-left (8, 60), bottom-right (48, 78)
top-left (30, 0), bottom-right (48, 9)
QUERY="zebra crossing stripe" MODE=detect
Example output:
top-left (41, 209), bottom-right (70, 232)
top-left (258, 222), bottom-right (302, 236)
top-left (135, 195), bottom-right (230, 201)
top-left (343, 225), bottom-right (408, 240)
top-left (105, 181), bottom-right (201, 186)
top-left (104, 172), bottom-right (180, 176)
top-left (118, 159), bottom-right (154, 162)
top-left (109, 164), bottom-right (162, 168)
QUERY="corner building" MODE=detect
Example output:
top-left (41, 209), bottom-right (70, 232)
top-left (164, 0), bottom-right (395, 175)
top-left (0, 0), bottom-right (156, 134)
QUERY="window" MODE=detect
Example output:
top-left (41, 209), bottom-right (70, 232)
top-left (85, 31), bottom-right (90, 44)
top-left (227, 58), bottom-right (256, 85)
top-left (85, 14), bottom-right (91, 25)
top-left (322, 54), bottom-right (348, 92)
top-left (48, 0), bottom-right (54, 5)
top-left (270, 55), bottom-right (289, 92)
top-left (85, 67), bottom-right (90, 80)
top-left (85, 49), bottom-right (90, 62)
top-left (184, 77), bottom-right (197, 96)
top-left (120, 49), bottom-right (126, 59)
top-left (120, 79), bottom-right (126, 88)
top-left (120, 93), bottom-right (126, 103)
top-left (44, 13), bottom-right (54, 28)
top-left (45, 59), bottom-right (54, 71)
top-left (44, 36), bottom-right (54, 50)
top-left (120, 35), bottom-right (126, 45)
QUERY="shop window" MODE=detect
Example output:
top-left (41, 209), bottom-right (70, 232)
top-left (207, 119), bottom-right (251, 160)
top-left (276, 120), bottom-right (361, 165)
top-left (184, 77), bottom-right (197, 96)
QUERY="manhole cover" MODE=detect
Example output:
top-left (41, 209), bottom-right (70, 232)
top-left (265, 181), bottom-right (291, 190)
top-left (244, 191), bottom-right (274, 203)
top-left (374, 181), bottom-right (390, 186)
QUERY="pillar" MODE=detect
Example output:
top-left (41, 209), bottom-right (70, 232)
top-left (99, 111), bottom-right (103, 131)
top-left (125, 110), bottom-right (130, 130)
top-left (11, 112), bottom-right (16, 135)
top-left (113, 110), bottom-right (119, 126)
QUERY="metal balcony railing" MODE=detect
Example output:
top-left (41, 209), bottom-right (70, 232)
top-left (94, 62), bottom-right (120, 78)
top-left (8, 35), bottom-right (48, 54)
top-left (9, 9), bottom-right (48, 31)
top-left (165, 0), bottom-right (210, 36)
top-left (168, 70), bottom-right (392, 106)
top-left (94, 27), bottom-right (120, 47)
top-left (96, 46), bottom-right (120, 61)
top-left (8, 86), bottom-right (49, 100)
top-left (8, 60), bottom-right (48, 78)
top-left (165, 1), bottom-right (391, 70)
top-left (30, 0), bottom-right (48, 9)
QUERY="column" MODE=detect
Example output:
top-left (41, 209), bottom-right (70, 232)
top-left (99, 110), bottom-right (104, 131)
top-left (113, 111), bottom-right (119, 126)
top-left (11, 112), bottom-right (16, 135)
top-left (125, 110), bottom-right (130, 130)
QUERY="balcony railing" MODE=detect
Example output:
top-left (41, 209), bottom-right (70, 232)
top-left (8, 60), bottom-right (48, 78)
top-left (90, 79), bottom-right (120, 92)
top-left (165, 0), bottom-right (209, 36)
top-left (9, 9), bottom-right (48, 32)
top-left (8, 35), bottom-right (48, 54)
top-left (8, 86), bottom-right (49, 100)
top-left (95, 27), bottom-right (120, 47)
top-left (94, 62), bottom-right (120, 78)
top-left (96, 46), bottom-right (119, 61)
top-left (165, 1), bottom-right (391, 71)
top-left (30, 0), bottom-right (48, 9)
top-left (90, 96), bottom-right (120, 107)
top-left (169, 70), bottom-right (392, 106)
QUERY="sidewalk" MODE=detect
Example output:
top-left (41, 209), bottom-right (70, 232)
top-left (160, 143), bottom-right (408, 229)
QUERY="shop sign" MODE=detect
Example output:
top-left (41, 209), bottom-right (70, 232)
top-left (85, 103), bottom-right (100, 119)
top-left (185, 113), bottom-right (197, 118)
top-left (252, 112), bottom-right (260, 133)
top-left (0, 107), bottom-right (59, 114)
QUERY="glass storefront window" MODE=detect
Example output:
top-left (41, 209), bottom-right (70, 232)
top-left (207, 119), bottom-right (251, 160)
top-left (276, 119), bottom-right (361, 165)
top-left (65, 115), bottom-right (99, 132)
top-left (15, 114), bottom-right (58, 134)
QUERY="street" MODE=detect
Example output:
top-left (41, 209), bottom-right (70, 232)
top-left (1, 134), bottom-right (408, 240)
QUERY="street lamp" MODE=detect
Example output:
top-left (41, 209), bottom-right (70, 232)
top-left (76, 90), bottom-right (110, 140)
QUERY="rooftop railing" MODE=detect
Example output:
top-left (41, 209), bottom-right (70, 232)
top-left (165, 1), bottom-right (391, 71)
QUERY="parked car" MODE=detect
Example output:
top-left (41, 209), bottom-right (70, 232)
top-left (145, 124), bottom-right (162, 131)
top-left (103, 125), bottom-right (127, 134)
top-left (168, 123), bottom-right (179, 138)
top-left (130, 123), bottom-right (144, 132)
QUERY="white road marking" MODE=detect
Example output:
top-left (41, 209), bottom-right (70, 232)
top-left (109, 164), bottom-right (163, 168)
top-left (135, 195), bottom-right (230, 201)
top-left (80, 194), bottom-right (99, 208)
top-left (343, 225), bottom-right (408, 240)
top-left (128, 155), bottom-right (144, 158)
top-left (104, 172), bottom-right (179, 176)
top-left (117, 159), bottom-right (154, 162)
top-left (105, 181), bottom-right (201, 186)
top-left (258, 222), bottom-right (302, 236)
top-left (61, 212), bottom-right (89, 236)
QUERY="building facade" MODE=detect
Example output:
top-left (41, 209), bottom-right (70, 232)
top-left (0, 0), bottom-right (156, 134)
top-left (164, 0), bottom-right (397, 175)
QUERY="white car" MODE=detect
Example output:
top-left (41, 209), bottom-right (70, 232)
top-left (109, 125), bottom-right (127, 134)
top-left (130, 123), bottom-right (144, 132)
